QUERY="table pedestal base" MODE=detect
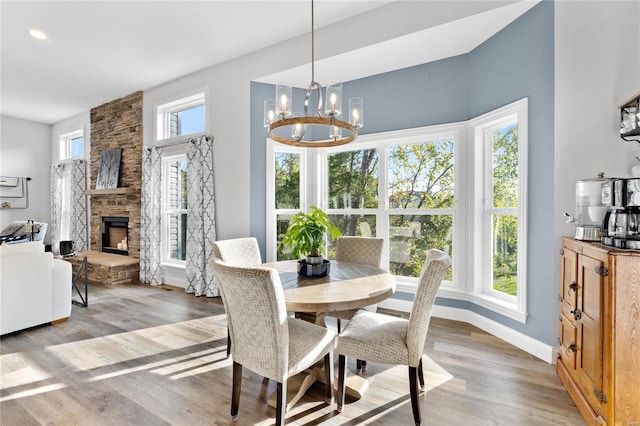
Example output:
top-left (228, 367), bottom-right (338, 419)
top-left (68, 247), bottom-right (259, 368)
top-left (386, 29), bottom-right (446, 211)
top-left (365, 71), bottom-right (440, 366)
top-left (266, 366), bottom-right (369, 410)
top-left (267, 368), bottom-right (318, 410)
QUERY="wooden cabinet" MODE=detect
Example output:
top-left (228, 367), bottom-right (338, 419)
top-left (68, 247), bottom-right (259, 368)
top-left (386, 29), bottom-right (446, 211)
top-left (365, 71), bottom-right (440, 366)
top-left (557, 238), bottom-right (640, 426)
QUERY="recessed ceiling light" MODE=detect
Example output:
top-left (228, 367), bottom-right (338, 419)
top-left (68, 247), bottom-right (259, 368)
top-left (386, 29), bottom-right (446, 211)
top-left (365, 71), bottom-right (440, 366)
top-left (28, 29), bottom-right (47, 40)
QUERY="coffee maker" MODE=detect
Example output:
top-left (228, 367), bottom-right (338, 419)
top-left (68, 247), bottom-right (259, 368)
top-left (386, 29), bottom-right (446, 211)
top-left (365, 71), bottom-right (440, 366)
top-left (601, 178), bottom-right (640, 249)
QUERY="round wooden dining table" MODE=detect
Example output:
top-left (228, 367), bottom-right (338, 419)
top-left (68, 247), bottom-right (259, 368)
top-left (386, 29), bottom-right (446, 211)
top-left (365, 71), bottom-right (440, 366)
top-left (263, 259), bottom-right (396, 324)
top-left (261, 259), bottom-right (396, 410)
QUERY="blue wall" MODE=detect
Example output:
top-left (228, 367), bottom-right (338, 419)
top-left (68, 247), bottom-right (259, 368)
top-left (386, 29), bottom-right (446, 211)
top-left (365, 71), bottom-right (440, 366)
top-left (250, 2), bottom-right (554, 344)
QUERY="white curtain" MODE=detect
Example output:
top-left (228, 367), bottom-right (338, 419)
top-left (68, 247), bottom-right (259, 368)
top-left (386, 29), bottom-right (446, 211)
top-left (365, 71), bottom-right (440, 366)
top-left (185, 135), bottom-right (218, 297)
top-left (70, 160), bottom-right (89, 252)
top-left (50, 165), bottom-right (64, 252)
top-left (140, 147), bottom-right (163, 285)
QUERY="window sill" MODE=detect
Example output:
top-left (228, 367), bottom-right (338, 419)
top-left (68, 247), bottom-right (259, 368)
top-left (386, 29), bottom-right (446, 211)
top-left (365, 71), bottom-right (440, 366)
top-left (394, 277), bottom-right (526, 323)
top-left (161, 261), bottom-right (186, 270)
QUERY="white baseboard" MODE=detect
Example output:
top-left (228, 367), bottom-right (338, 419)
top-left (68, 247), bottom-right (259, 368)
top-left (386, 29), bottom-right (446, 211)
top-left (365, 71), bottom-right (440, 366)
top-left (378, 298), bottom-right (556, 364)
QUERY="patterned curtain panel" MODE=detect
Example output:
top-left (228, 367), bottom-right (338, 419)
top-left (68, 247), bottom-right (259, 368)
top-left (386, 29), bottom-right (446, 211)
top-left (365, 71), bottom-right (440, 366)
top-left (70, 160), bottom-right (88, 252)
top-left (185, 135), bottom-right (218, 297)
top-left (50, 164), bottom-right (64, 252)
top-left (140, 147), bottom-right (163, 285)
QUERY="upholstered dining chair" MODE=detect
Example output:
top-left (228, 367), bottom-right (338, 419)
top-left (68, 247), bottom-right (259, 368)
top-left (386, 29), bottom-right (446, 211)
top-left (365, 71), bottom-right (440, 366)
top-left (211, 237), bottom-right (262, 358)
top-left (335, 249), bottom-right (451, 426)
top-left (211, 259), bottom-right (335, 426)
top-left (332, 236), bottom-right (384, 372)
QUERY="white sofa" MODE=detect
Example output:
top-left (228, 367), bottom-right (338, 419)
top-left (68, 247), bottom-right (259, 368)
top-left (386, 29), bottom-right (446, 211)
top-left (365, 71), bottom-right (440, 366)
top-left (0, 241), bottom-right (72, 335)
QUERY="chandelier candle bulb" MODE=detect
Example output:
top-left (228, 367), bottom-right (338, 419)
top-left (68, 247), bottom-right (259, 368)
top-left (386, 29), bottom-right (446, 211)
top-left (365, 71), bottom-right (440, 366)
top-left (264, 99), bottom-right (276, 128)
top-left (349, 97), bottom-right (363, 128)
top-left (275, 84), bottom-right (292, 117)
top-left (292, 113), bottom-right (304, 139)
top-left (331, 125), bottom-right (342, 140)
top-left (326, 82), bottom-right (343, 116)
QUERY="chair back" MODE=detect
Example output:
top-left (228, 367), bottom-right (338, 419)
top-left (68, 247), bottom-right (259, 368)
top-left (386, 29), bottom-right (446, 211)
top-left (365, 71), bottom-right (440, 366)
top-left (407, 249), bottom-right (451, 366)
top-left (210, 259), bottom-right (289, 381)
top-left (335, 236), bottom-right (384, 267)
top-left (212, 237), bottom-right (262, 265)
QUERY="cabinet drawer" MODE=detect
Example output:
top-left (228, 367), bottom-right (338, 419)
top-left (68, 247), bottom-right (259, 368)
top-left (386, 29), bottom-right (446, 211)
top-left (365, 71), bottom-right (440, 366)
top-left (559, 314), bottom-right (577, 369)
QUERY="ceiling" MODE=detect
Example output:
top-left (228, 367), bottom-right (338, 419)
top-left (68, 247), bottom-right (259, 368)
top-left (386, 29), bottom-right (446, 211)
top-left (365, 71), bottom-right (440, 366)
top-left (1, 1), bottom-right (538, 125)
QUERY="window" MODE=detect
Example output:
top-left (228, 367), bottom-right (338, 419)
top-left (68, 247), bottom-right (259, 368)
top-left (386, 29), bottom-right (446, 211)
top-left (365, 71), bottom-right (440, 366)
top-left (471, 98), bottom-right (528, 320)
top-left (59, 130), bottom-right (83, 160)
top-left (162, 155), bottom-right (188, 264)
top-left (267, 144), bottom-right (307, 261)
top-left (155, 89), bottom-right (208, 268)
top-left (266, 98), bottom-right (528, 322)
top-left (156, 92), bottom-right (206, 141)
top-left (326, 148), bottom-right (379, 259)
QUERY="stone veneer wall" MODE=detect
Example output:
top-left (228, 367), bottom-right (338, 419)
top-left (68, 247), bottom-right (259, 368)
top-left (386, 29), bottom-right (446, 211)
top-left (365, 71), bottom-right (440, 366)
top-left (89, 91), bottom-right (143, 258)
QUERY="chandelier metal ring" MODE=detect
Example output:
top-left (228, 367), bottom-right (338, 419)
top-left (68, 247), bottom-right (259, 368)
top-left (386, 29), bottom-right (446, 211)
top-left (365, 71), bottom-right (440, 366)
top-left (268, 117), bottom-right (356, 147)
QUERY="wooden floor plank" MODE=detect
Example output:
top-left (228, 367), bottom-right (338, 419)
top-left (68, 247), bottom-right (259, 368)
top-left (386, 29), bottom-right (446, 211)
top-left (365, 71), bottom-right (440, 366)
top-left (0, 282), bottom-right (585, 425)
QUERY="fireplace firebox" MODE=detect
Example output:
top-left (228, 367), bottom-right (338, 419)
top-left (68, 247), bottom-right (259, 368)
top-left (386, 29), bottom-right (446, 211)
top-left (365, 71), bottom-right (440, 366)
top-left (102, 216), bottom-right (129, 255)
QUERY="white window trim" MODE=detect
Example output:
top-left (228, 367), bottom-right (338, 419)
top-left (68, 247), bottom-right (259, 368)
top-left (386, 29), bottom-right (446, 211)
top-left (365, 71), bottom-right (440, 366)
top-left (317, 124), bottom-right (463, 292)
top-left (266, 141), bottom-right (308, 261)
top-left (154, 87), bottom-right (209, 144)
top-left (468, 97), bottom-right (528, 322)
top-left (59, 129), bottom-right (83, 161)
top-left (265, 99), bottom-right (528, 323)
top-left (161, 153), bottom-right (188, 268)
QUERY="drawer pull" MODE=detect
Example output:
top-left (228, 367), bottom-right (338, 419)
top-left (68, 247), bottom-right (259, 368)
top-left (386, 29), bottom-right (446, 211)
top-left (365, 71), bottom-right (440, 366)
top-left (568, 282), bottom-right (578, 294)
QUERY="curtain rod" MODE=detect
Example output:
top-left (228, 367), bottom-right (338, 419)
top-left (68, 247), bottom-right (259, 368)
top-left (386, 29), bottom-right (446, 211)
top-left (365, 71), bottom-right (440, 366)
top-left (149, 134), bottom-right (213, 151)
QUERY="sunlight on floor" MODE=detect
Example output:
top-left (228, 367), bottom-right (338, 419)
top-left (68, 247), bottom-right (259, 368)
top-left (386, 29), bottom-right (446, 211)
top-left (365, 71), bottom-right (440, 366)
top-left (0, 314), bottom-right (229, 402)
top-left (45, 314), bottom-right (227, 370)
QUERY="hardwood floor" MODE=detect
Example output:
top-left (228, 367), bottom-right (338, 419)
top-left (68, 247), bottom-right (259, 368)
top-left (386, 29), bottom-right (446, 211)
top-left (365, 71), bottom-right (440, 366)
top-left (0, 282), bottom-right (585, 425)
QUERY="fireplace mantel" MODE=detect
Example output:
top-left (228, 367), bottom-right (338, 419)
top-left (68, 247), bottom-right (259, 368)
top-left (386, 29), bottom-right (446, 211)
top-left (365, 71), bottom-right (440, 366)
top-left (85, 187), bottom-right (135, 196)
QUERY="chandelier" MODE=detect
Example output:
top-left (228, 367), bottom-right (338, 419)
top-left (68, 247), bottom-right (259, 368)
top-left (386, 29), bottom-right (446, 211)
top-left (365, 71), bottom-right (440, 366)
top-left (264, 0), bottom-right (363, 148)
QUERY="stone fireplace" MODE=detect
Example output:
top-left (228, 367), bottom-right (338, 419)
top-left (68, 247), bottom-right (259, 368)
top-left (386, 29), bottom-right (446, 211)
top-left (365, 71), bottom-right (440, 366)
top-left (68, 91), bottom-right (142, 285)
top-left (88, 91), bottom-right (142, 259)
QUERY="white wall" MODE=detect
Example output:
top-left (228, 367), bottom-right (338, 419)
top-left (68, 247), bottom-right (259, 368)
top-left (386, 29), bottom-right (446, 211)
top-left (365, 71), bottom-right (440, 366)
top-left (554, 0), bottom-right (640, 299)
top-left (0, 116), bottom-right (52, 241)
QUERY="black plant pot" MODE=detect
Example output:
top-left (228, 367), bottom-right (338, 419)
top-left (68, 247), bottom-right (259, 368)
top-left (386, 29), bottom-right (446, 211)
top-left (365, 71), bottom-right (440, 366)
top-left (297, 259), bottom-right (330, 277)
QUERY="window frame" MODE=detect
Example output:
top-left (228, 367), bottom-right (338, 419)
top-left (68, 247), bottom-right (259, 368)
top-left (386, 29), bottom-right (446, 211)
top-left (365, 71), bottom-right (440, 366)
top-left (318, 125), bottom-right (462, 292)
top-left (155, 90), bottom-right (207, 143)
top-left (266, 142), bottom-right (308, 261)
top-left (59, 130), bottom-right (84, 161)
top-left (265, 98), bottom-right (527, 322)
top-left (469, 98), bottom-right (528, 322)
top-left (161, 153), bottom-right (188, 267)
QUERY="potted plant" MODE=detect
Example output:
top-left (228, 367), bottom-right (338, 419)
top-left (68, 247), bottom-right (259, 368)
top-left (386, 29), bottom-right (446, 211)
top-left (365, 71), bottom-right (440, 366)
top-left (279, 206), bottom-right (342, 266)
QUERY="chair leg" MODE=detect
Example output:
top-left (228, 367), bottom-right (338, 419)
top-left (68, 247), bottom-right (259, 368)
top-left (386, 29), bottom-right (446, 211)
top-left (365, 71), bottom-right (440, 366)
top-left (356, 359), bottom-right (368, 373)
top-left (418, 358), bottom-right (425, 391)
top-left (337, 318), bottom-right (342, 333)
top-left (409, 366), bottom-right (421, 426)
top-left (336, 355), bottom-right (347, 413)
top-left (231, 362), bottom-right (242, 423)
top-left (324, 351), bottom-right (334, 404)
top-left (226, 328), bottom-right (231, 358)
top-left (275, 380), bottom-right (287, 426)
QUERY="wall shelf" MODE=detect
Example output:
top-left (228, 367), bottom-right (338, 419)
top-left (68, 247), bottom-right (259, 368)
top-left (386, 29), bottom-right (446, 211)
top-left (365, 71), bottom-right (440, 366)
top-left (619, 92), bottom-right (640, 142)
top-left (85, 187), bottom-right (135, 196)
